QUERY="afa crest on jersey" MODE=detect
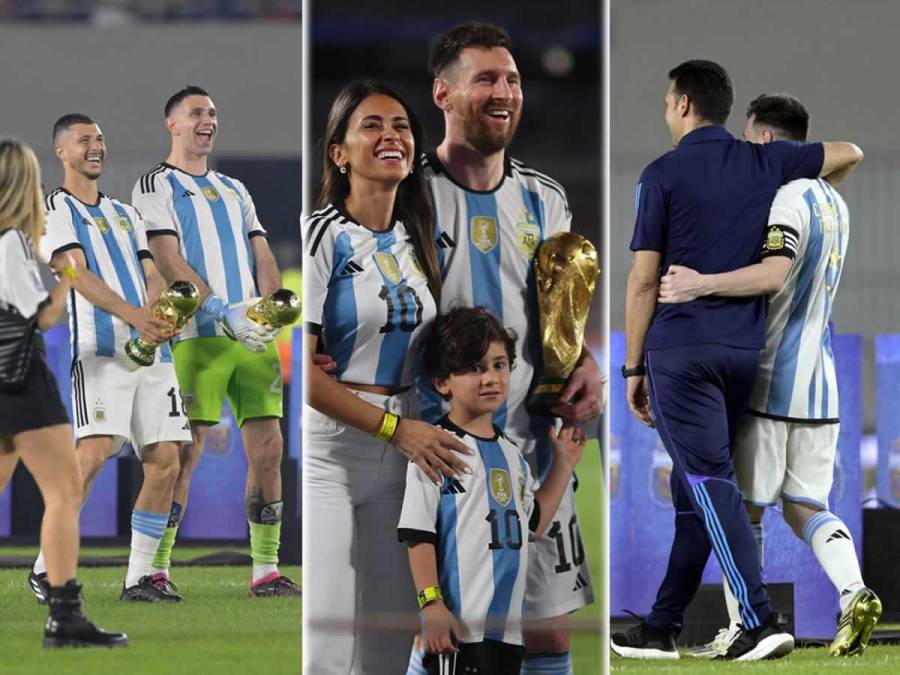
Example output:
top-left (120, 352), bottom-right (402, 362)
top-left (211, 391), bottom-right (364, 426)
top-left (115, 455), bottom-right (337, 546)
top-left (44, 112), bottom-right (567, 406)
top-left (490, 468), bottom-right (512, 507)
top-left (471, 216), bottom-right (498, 254)
top-left (201, 186), bottom-right (220, 202)
top-left (409, 252), bottom-right (426, 278)
top-left (116, 215), bottom-right (132, 232)
top-left (515, 207), bottom-right (541, 259)
top-left (766, 226), bottom-right (785, 251)
top-left (374, 252), bottom-right (403, 285)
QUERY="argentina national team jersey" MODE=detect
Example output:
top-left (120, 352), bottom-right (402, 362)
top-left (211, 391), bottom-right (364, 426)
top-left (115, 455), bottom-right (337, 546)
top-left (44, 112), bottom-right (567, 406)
top-left (131, 163), bottom-right (265, 341)
top-left (420, 152), bottom-right (570, 478)
top-left (398, 418), bottom-right (537, 646)
top-left (40, 189), bottom-right (170, 362)
top-left (303, 203), bottom-right (437, 388)
top-left (747, 178), bottom-right (849, 422)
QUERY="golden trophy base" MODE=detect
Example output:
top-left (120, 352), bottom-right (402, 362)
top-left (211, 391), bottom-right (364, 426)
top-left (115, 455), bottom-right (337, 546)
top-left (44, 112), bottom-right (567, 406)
top-left (124, 339), bottom-right (157, 367)
top-left (527, 377), bottom-right (569, 415)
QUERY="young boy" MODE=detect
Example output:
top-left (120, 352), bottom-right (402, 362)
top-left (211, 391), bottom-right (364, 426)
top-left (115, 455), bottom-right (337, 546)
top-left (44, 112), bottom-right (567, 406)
top-left (398, 307), bottom-right (586, 673)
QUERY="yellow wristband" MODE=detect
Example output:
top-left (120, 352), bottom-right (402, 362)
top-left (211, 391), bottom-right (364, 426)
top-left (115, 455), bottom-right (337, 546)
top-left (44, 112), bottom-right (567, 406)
top-left (374, 412), bottom-right (399, 442)
top-left (417, 585), bottom-right (443, 609)
top-left (61, 265), bottom-right (77, 281)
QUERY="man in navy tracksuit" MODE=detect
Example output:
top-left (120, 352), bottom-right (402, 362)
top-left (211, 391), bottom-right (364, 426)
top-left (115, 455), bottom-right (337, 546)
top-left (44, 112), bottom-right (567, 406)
top-left (613, 60), bottom-right (863, 661)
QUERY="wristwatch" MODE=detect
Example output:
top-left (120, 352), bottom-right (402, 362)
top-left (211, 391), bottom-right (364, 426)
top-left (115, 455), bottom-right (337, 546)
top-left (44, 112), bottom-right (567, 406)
top-left (621, 364), bottom-right (646, 378)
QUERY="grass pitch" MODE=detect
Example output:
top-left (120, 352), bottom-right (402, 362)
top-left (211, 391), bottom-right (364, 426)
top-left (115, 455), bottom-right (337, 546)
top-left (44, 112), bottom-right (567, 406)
top-left (0, 547), bottom-right (300, 675)
top-left (611, 646), bottom-right (900, 673)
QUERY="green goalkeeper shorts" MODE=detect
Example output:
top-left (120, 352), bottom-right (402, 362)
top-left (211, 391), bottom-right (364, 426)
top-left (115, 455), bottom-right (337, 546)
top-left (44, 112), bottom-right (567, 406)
top-left (172, 336), bottom-right (282, 427)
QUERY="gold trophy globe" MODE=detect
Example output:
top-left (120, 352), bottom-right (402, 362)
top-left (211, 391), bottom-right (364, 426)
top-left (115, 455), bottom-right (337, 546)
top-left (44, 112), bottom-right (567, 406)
top-left (527, 232), bottom-right (600, 414)
top-left (124, 281), bottom-right (200, 367)
top-left (246, 288), bottom-right (301, 330)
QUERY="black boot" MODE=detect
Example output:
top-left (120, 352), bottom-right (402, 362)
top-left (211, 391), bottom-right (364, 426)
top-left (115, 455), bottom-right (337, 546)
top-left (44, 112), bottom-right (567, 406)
top-left (44, 580), bottom-right (129, 648)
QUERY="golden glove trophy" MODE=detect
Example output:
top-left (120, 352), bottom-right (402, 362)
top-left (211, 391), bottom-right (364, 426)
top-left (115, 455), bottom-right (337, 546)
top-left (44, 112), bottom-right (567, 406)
top-left (124, 281), bottom-right (200, 367)
top-left (246, 288), bottom-right (302, 330)
top-left (527, 232), bottom-right (600, 414)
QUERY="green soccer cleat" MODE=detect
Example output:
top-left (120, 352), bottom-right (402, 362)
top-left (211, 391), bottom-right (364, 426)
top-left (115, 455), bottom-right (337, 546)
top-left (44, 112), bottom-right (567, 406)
top-left (829, 588), bottom-right (882, 657)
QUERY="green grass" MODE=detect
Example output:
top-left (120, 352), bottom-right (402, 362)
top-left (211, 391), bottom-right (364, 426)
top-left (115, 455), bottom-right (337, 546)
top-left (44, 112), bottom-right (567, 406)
top-left (0, 547), bottom-right (300, 675)
top-left (571, 439), bottom-right (604, 674)
top-left (611, 646), bottom-right (900, 673)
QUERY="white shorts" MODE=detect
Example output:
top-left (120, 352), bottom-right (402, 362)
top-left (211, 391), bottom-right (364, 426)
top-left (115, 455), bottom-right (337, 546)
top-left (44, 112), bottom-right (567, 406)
top-left (524, 472), bottom-right (594, 619)
top-left (71, 355), bottom-right (192, 457)
top-left (303, 388), bottom-right (418, 675)
top-left (733, 413), bottom-right (839, 509)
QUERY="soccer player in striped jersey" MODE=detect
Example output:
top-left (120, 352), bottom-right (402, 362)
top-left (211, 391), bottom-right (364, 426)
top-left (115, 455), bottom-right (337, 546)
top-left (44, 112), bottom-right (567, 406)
top-left (406, 22), bottom-right (602, 675)
top-left (29, 114), bottom-right (191, 603)
top-left (658, 94), bottom-right (879, 657)
top-left (132, 86), bottom-right (298, 597)
top-left (400, 307), bottom-right (585, 674)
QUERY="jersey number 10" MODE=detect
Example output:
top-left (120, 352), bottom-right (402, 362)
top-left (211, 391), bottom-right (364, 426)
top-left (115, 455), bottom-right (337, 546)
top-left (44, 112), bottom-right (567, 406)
top-left (379, 283), bottom-right (424, 333)
top-left (487, 508), bottom-right (523, 550)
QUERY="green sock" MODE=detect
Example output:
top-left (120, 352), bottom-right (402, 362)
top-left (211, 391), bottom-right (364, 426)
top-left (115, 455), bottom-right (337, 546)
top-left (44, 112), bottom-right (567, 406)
top-left (249, 521), bottom-right (281, 564)
top-left (152, 526), bottom-right (178, 571)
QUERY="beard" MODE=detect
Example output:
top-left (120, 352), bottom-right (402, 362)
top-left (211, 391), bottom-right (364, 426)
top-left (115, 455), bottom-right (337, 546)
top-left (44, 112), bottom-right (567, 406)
top-left (462, 107), bottom-right (521, 155)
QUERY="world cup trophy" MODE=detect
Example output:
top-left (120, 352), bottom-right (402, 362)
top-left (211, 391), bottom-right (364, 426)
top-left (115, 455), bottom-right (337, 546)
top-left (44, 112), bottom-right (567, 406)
top-left (246, 288), bottom-right (301, 330)
top-left (527, 232), bottom-right (600, 414)
top-left (124, 281), bottom-right (200, 367)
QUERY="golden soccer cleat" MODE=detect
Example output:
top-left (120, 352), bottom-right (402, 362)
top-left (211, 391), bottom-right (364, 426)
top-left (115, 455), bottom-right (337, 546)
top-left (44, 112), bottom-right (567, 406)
top-left (828, 588), bottom-right (882, 657)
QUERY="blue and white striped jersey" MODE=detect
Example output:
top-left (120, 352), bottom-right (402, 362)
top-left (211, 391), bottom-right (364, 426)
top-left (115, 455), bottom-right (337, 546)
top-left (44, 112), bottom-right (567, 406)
top-left (420, 152), bottom-right (571, 478)
top-left (398, 418), bottom-right (537, 646)
top-left (131, 163), bottom-right (266, 341)
top-left (40, 189), bottom-right (170, 363)
top-left (303, 203), bottom-right (437, 388)
top-left (747, 178), bottom-right (849, 422)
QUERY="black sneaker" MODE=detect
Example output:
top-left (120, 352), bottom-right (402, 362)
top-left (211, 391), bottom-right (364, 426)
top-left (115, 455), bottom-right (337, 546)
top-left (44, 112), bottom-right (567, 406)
top-left (248, 573), bottom-right (301, 598)
top-left (715, 615), bottom-right (793, 661)
top-left (28, 570), bottom-right (49, 605)
top-left (121, 575), bottom-right (182, 603)
top-left (611, 614), bottom-right (679, 660)
top-left (44, 581), bottom-right (128, 648)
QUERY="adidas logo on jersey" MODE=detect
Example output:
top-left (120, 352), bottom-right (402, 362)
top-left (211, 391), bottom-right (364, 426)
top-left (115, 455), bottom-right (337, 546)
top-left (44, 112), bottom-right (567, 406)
top-left (571, 573), bottom-right (589, 592)
top-left (437, 232), bottom-right (456, 249)
top-left (182, 189), bottom-right (196, 198)
top-left (442, 478), bottom-right (466, 495)
top-left (827, 529), bottom-right (851, 543)
top-left (340, 261), bottom-right (364, 276)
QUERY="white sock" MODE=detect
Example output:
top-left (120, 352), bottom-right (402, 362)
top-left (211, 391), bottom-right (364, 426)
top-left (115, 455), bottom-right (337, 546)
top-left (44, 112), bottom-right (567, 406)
top-left (33, 550), bottom-right (47, 576)
top-left (723, 573), bottom-right (741, 626)
top-left (801, 511), bottom-right (864, 613)
top-left (126, 530), bottom-right (163, 588)
top-left (252, 563), bottom-right (278, 582)
top-left (127, 510), bottom-right (169, 588)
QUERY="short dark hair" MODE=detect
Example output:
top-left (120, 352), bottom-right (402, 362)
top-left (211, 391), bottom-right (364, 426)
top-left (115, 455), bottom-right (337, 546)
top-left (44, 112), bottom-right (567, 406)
top-left (668, 60), bottom-right (733, 125)
top-left (424, 307), bottom-right (517, 389)
top-left (745, 94), bottom-right (809, 142)
top-left (429, 22), bottom-right (513, 76)
top-left (165, 85), bottom-right (210, 117)
top-left (52, 113), bottom-right (96, 143)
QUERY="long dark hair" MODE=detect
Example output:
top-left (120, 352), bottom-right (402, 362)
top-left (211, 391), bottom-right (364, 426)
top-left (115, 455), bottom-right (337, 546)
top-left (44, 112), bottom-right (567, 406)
top-left (317, 79), bottom-right (442, 304)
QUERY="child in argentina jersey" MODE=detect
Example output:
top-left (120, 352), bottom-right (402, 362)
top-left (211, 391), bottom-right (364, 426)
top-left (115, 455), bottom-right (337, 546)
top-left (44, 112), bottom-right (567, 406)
top-left (399, 307), bottom-right (584, 671)
top-left (419, 152), bottom-right (571, 478)
top-left (304, 203), bottom-right (437, 387)
top-left (747, 178), bottom-right (849, 421)
top-left (131, 163), bottom-right (265, 341)
top-left (41, 188), bottom-right (171, 362)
